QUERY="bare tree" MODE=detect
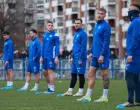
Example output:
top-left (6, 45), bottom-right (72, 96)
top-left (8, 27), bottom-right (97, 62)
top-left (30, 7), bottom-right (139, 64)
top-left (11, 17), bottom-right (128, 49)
top-left (0, 0), bottom-right (36, 51)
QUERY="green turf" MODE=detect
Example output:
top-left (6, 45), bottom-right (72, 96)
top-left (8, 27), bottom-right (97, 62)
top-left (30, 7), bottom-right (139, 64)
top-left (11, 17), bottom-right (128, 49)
top-left (0, 80), bottom-right (139, 110)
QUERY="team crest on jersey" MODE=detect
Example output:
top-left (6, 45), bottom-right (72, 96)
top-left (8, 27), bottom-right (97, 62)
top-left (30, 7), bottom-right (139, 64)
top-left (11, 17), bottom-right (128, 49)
top-left (49, 61), bottom-right (52, 64)
top-left (55, 33), bottom-right (59, 37)
top-left (33, 66), bottom-right (36, 71)
top-left (98, 26), bottom-right (101, 29)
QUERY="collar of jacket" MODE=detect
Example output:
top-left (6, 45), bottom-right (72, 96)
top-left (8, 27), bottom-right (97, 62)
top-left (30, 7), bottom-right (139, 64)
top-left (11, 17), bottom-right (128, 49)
top-left (76, 28), bottom-right (83, 32)
top-left (32, 37), bottom-right (37, 41)
top-left (48, 30), bottom-right (54, 33)
top-left (5, 38), bottom-right (10, 42)
top-left (96, 19), bottom-right (105, 24)
top-left (130, 16), bottom-right (139, 21)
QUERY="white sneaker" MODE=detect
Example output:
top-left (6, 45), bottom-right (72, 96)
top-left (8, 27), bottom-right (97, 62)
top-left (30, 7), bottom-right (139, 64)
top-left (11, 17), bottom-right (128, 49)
top-left (63, 91), bottom-right (72, 96)
top-left (73, 92), bottom-right (83, 97)
top-left (77, 96), bottom-right (86, 101)
top-left (20, 87), bottom-right (28, 91)
top-left (94, 96), bottom-right (108, 102)
top-left (30, 87), bottom-right (38, 91)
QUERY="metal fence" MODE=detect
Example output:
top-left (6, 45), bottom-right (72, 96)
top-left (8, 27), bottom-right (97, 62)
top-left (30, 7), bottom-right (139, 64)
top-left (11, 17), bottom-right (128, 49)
top-left (0, 58), bottom-right (126, 80)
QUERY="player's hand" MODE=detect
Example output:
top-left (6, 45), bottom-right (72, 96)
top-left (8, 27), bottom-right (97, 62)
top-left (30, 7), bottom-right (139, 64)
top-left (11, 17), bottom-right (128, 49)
top-left (4, 61), bottom-right (9, 66)
top-left (54, 57), bottom-right (58, 64)
top-left (40, 57), bottom-right (43, 64)
top-left (69, 58), bottom-right (73, 65)
top-left (98, 55), bottom-right (104, 64)
top-left (87, 53), bottom-right (92, 59)
top-left (127, 56), bottom-right (132, 63)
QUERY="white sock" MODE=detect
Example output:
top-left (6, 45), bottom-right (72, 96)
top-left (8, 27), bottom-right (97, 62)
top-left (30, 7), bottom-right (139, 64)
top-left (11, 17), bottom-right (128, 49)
top-left (34, 83), bottom-right (39, 89)
top-left (85, 88), bottom-right (92, 98)
top-left (24, 82), bottom-right (29, 89)
top-left (9, 81), bottom-right (13, 86)
top-left (68, 88), bottom-right (73, 92)
top-left (50, 85), bottom-right (55, 91)
top-left (7, 81), bottom-right (10, 86)
top-left (78, 88), bottom-right (83, 93)
top-left (48, 83), bottom-right (51, 89)
top-left (103, 89), bottom-right (108, 98)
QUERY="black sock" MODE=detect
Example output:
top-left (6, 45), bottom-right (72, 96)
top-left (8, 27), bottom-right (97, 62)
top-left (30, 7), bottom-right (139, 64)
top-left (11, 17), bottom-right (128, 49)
top-left (78, 74), bottom-right (85, 89)
top-left (70, 73), bottom-right (77, 88)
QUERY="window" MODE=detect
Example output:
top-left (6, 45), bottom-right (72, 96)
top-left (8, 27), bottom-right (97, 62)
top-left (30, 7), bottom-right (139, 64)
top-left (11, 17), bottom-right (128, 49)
top-left (45, 0), bottom-right (50, 3)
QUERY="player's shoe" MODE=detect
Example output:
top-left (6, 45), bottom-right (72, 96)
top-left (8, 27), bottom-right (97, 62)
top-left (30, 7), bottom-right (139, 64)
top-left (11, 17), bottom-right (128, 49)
top-left (94, 96), bottom-right (108, 102)
top-left (122, 102), bottom-right (135, 107)
top-left (30, 87), bottom-right (38, 91)
top-left (135, 102), bottom-right (140, 106)
top-left (77, 96), bottom-right (86, 101)
top-left (0, 86), bottom-right (7, 90)
top-left (73, 92), bottom-right (83, 97)
top-left (63, 91), bottom-right (72, 96)
top-left (1, 86), bottom-right (13, 90)
top-left (43, 89), bottom-right (55, 94)
top-left (82, 97), bottom-right (91, 103)
top-left (17, 87), bottom-right (28, 92)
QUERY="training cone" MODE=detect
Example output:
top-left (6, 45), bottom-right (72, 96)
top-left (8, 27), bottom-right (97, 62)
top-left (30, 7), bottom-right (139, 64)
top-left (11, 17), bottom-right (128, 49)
top-left (57, 93), bottom-right (63, 97)
top-left (36, 91), bottom-right (42, 95)
top-left (116, 104), bottom-right (125, 109)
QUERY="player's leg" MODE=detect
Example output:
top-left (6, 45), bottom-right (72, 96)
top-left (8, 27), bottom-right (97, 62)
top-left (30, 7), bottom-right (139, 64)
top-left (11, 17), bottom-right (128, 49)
top-left (30, 62), bottom-right (40, 91)
top-left (42, 58), bottom-right (51, 90)
top-left (73, 59), bottom-right (86, 97)
top-left (63, 59), bottom-right (77, 96)
top-left (134, 74), bottom-right (140, 106)
top-left (19, 63), bottom-right (31, 91)
top-left (2, 61), bottom-right (14, 89)
top-left (121, 70), bottom-right (135, 107)
top-left (94, 68), bottom-right (109, 102)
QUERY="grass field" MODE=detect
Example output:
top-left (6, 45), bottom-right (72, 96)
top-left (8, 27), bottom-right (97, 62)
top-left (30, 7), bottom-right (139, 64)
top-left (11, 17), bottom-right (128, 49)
top-left (0, 79), bottom-right (139, 110)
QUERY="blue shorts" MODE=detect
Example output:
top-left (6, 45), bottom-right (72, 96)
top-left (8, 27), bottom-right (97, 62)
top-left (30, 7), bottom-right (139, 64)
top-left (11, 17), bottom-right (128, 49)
top-left (4, 61), bottom-right (13, 70)
top-left (42, 58), bottom-right (56, 70)
top-left (71, 59), bottom-right (86, 74)
top-left (26, 62), bottom-right (40, 74)
top-left (90, 57), bottom-right (109, 69)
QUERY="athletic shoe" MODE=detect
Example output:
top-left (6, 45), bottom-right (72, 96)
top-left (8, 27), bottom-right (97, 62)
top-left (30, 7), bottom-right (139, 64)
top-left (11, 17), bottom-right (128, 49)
top-left (0, 86), bottom-right (7, 90)
top-left (30, 87), bottom-right (38, 91)
top-left (5, 86), bottom-right (13, 89)
top-left (17, 87), bottom-right (28, 92)
top-left (122, 102), bottom-right (135, 107)
top-left (94, 96), bottom-right (108, 102)
top-left (135, 102), bottom-right (140, 106)
top-left (1, 86), bottom-right (13, 90)
top-left (77, 96), bottom-right (86, 101)
top-left (73, 92), bottom-right (83, 97)
top-left (63, 91), bottom-right (72, 96)
top-left (82, 97), bottom-right (91, 103)
top-left (43, 89), bottom-right (55, 94)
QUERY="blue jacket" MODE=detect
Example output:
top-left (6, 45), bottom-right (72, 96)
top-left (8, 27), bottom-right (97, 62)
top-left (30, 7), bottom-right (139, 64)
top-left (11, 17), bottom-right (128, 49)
top-left (126, 17), bottom-right (140, 56)
top-left (72, 28), bottom-right (87, 61)
top-left (42, 31), bottom-right (60, 59)
top-left (91, 19), bottom-right (111, 58)
top-left (3, 38), bottom-right (14, 62)
top-left (29, 37), bottom-right (41, 62)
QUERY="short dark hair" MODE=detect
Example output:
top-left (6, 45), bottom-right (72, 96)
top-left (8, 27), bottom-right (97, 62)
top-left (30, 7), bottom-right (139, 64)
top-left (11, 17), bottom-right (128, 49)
top-left (98, 7), bottom-right (107, 14)
top-left (75, 18), bottom-right (83, 24)
top-left (130, 4), bottom-right (140, 10)
top-left (47, 20), bottom-right (53, 24)
top-left (30, 29), bottom-right (37, 34)
top-left (2, 31), bottom-right (10, 35)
